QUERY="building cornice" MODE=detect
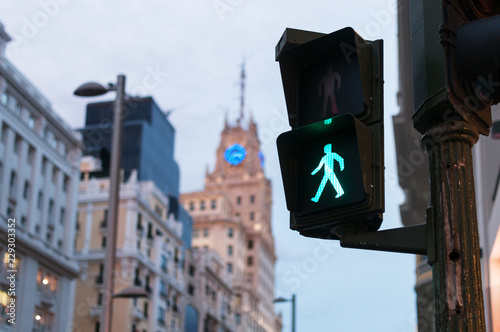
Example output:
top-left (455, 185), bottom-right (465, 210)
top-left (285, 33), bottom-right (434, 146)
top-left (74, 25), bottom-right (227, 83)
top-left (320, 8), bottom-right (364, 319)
top-left (0, 57), bottom-right (80, 145)
top-left (0, 215), bottom-right (79, 277)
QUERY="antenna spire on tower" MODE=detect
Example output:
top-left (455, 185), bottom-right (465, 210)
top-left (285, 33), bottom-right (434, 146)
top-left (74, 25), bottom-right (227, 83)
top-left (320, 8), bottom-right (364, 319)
top-left (239, 61), bottom-right (246, 123)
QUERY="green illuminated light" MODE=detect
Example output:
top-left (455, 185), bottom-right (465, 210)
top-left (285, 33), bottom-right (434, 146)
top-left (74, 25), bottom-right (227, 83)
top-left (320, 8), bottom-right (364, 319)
top-left (324, 118), bottom-right (332, 125)
top-left (310, 143), bottom-right (345, 202)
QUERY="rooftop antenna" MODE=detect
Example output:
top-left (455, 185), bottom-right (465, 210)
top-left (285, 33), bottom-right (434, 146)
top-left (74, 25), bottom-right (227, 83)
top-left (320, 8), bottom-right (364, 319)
top-left (238, 61), bottom-right (246, 125)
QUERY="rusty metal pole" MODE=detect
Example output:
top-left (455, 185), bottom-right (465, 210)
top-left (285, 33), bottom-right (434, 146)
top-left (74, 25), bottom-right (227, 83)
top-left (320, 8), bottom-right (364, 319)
top-left (421, 121), bottom-right (486, 331)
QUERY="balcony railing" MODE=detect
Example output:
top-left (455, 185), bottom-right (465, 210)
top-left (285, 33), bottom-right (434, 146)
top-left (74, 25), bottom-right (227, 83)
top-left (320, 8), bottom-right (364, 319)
top-left (131, 307), bottom-right (143, 321)
top-left (38, 286), bottom-right (56, 307)
top-left (136, 225), bottom-right (143, 236)
top-left (89, 306), bottom-right (102, 318)
top-left (48, 217), bottom-right (56, 228)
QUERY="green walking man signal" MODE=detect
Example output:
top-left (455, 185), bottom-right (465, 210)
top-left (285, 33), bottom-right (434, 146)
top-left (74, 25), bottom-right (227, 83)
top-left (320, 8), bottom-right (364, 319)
top-left (311, 143), bottom-right (345, 202)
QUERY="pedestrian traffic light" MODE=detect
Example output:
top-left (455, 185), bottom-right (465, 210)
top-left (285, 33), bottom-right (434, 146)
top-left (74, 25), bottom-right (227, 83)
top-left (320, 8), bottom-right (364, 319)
top-left (446, 1), bottom-right (500, 133)
top-left (411, 0), bottom-right (500, 135)
top-left (275, 28), bottom-right (384, 239)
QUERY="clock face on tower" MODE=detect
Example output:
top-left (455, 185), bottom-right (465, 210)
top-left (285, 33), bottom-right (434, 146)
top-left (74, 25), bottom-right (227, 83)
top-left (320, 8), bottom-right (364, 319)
top-left (224, 143), bottom-right (247, 165)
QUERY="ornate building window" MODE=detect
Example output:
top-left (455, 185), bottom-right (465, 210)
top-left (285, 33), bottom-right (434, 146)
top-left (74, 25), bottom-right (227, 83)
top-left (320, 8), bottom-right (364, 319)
top-left (0, 92), bottom-right (7, 106)
top-left (33, 307), bottom-right (54, 332)
top-left (160, 255), bottom-right (167, 273)
top-left (36, 268), bottom-right (58, 295)
top-left (247, 256), bottom-right (253, 266)
top-left (23, 180), bottom-right (30, 200)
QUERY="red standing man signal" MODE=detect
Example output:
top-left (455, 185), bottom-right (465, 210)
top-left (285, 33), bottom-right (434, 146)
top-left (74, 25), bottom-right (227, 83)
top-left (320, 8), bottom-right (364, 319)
top-left (319, 65), bottom-right (342, 116)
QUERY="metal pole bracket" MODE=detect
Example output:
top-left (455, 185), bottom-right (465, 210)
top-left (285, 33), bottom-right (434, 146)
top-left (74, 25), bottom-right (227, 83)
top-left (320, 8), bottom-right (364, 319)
top-left (339, 223), bottom-right (428, 255)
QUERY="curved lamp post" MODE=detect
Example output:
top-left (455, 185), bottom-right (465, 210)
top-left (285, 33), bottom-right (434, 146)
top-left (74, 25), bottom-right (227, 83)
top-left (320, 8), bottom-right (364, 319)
top-left (274, 294), bottom-right (296, 332)
top-left (75, 75), bottom-right (141, 332)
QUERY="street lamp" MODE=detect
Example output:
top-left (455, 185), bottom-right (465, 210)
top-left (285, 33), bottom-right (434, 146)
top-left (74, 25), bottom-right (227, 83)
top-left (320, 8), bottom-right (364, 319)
top-left (274, 294), bottom-right (296, 332)
top-left (74, 75), bottom-right (126, 332)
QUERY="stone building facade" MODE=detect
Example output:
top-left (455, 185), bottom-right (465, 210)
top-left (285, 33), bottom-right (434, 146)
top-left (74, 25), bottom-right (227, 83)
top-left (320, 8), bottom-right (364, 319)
top-left (181, 115), bottom-right (281, 332)
top-left (73, 165), bottom-right (186, 332)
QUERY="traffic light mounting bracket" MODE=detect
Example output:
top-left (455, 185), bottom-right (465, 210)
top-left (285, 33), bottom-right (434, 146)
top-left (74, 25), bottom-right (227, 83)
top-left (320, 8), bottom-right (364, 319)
top-left (339, 223), bottom-right (429, 255)
top-left (339, 206), bottom-right (436, 257)
top-left (337, 185), bottom-right (440, 259)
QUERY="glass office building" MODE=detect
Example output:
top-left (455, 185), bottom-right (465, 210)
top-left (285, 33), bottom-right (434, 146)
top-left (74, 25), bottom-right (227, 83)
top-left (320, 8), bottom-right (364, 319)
top-left (80, 96), bottom-right (192, 247)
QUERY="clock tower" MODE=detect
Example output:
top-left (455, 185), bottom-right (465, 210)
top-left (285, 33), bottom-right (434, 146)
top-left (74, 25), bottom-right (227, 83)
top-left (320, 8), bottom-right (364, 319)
top-left (181, 65), bottom-right (280, 331)
top-left (206, 111), bottom-right (273, 240)
top-left (212, 113), bottom-right (265, 177)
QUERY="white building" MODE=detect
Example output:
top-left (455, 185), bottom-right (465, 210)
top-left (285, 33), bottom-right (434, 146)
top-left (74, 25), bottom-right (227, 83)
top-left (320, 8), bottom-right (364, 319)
top-left (0, 23), bottom-right (82, 331)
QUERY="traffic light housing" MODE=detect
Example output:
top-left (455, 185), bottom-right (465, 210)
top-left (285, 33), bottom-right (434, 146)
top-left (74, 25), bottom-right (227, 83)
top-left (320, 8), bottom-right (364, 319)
top-left (275, 28), bottom-right (384, 239)
top-left (276, 27), bottom-right (381, 128)
top-left (411, 0), bottom-right (500, 135)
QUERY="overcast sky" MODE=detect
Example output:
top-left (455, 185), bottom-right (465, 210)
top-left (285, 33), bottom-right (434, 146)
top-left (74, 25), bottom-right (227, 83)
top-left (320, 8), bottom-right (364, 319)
top-left (0, 1), bottom-right (418, 331)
